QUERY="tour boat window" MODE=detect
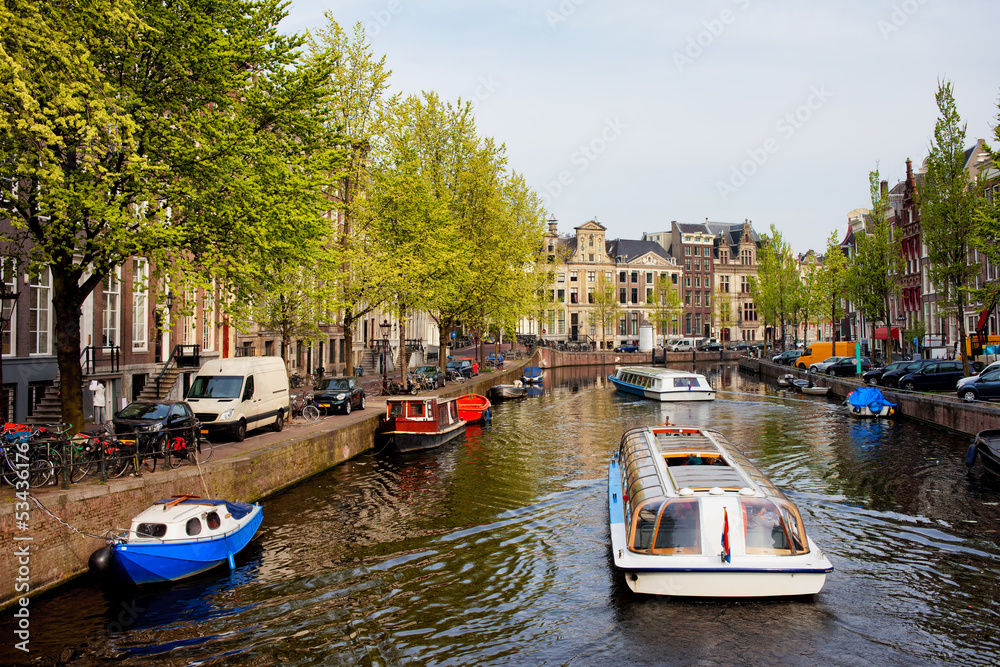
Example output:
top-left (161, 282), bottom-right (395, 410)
top-left (652, 500), bottom-right (702, 554)
top-left (773, 499), bottom-right (809, 553)
top-left (137, 523), bottom-right (167, 538)
top-left (673, 377), bottom-right (694, 388)
top-left (742, 498), bottom-right (794, 555)
top-left (632, 500), bottom-right (664, 550)
top-left (389, 403), bottom-right (403, 417)
top-left (408, 403), bottom-right (425, 418)
top-left (186, 517), bottom-right (202, 536)
top-left (206, 512), bottom-right (221, 530)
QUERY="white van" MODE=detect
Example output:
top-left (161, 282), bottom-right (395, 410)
top-left (186, 356), bottom-right (290, 441)
top-left (667, 338), bottom-right (698, 352)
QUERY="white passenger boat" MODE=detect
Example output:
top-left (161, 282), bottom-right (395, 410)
top-left (608, 424), bottom-right (832, 597)
top-left (608, 366), bottom-right (714, 402)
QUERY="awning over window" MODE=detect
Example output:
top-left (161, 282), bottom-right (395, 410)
top-left (873, 327), bottom-right (900, 341)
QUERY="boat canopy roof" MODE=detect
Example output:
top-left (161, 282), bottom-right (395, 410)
top-left (847, 387), bottom-right (897, 412)
top-left (152, 498), bottom-right (255, 520)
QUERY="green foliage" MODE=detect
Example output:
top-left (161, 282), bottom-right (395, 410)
top-left (849, 169), bottom-right (904, 363)
top-left (589, 273), bottom-right (623, 347)
top-left (749, 225), bottom-right (798, 348)
top-left (817, 231), bottom-right (850, 354)
top-left (921, 81), bottom-right (984, 374)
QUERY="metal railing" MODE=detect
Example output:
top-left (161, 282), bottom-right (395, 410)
top-left (153, 345), bottom-right (201, 397)
top-left (81, 345), bottom-right (121, 375)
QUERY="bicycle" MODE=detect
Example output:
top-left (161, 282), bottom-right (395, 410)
top-left (166, 432), bottom-right (215, 468)
top-left (291, 392), bottom-right (321, 422)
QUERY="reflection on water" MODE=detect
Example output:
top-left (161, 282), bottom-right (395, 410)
top-left (5, 362), bottom-right (1000, 665)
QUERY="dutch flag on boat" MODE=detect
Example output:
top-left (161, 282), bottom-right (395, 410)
top-left (721, 507), bottom-right (731, 563)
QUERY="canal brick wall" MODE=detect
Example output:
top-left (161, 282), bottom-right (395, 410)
top-left (535, 347), bottom-right (739, 368)
top-left (743, 358), bottom-right (1000, 436)
top-left (0, 366), bottom-right (525, 610)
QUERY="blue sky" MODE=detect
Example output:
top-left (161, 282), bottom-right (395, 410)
top-left (281, 0), bottom-right (1000, 255)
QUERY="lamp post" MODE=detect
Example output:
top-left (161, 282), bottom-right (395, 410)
top-left (379, 319), bottom-right (391, 391)
top-left (0, 283), bottom-right (20, 423)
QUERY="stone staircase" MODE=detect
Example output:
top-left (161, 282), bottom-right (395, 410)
top-left (135, 367), bottom-right (182, 402)
top-left (358, 346), bottom-right (396, 377)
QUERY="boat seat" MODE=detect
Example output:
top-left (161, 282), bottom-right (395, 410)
top-left (669, 466), bottom-right (746, 489)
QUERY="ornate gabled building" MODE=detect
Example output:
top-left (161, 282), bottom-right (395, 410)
top-left (706, 220), bottom-right (762, 344)
top-left (533, 219), bottom-right (680, 348)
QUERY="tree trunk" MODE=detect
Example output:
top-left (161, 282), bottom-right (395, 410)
top-left (343, 306), bottom-right (355, 376)
top-left (437, 321), bottom-right (450, 372)
top-left (399, 311), bottom-right (407, 389)
top-left (957, 286), bottom-right (970, 375)
top-left (51, 264), bottom-right (85, 435)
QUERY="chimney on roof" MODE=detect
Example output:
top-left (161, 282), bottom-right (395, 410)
top-left (547, 215), bottom-right (558, 235)
top-left (880, 180), bottom-right (889, 197)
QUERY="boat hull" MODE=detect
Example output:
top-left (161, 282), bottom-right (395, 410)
top-left (488, 385), bottom-right (527, 401)
top-left (456, 394), bottom-right (491, 424)
top-left (608, 376), bottom-right (715, 402)
top-left (389, 421), bottom-right (466, 452)
top-left (111, 505), bottom-right (263, 585)
top-left (608, 443), bottom-right (830, 598)
top-left (972, 430), bottom-right (1000, 477)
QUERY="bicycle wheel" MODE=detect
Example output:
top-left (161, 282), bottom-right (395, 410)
top-left (28, 453), bottom-right (55, 488)
top-left (106, 447), bottom-right (134, 478)
top-left (70, 450), bottom-right (96, 482)
top-left (167, 444), bottom-right (185, 469)
top-left (302, 405), bottom-right (321, 422)
top-left (195, 438), bottom-right (214, 463)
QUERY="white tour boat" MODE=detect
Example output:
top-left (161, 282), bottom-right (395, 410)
top-left (608, 424), bottom-right (832, 597)
top-left (608, 366), bottom-right (715, 402)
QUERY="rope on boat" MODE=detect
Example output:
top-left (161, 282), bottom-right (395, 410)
top-left (27, 494), bottom-right (108, 541)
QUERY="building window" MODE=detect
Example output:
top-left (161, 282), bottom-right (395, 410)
top-left (694, 314), bottom-right (702, 333)
top-left (694, 276), bottom-right (701, 288)
top-left (721, 251), bottom-right (728, 265)
top-left (685, 314), bottom-right (692, 335)
top-left (589, 254), bottom-right (595, 261)
top-left (684, 259), bottom-right (691, 271)
top-left (685, 246), bottom-right (691, 256)
top-left (742, 249), bottom-right (753, 265)
top-left (132, 259), bottom-right (148, 351)
top-left (29, 269), bottom-right (51, 355)
top-left (741, 276), bottom-right (750, 293)
top-left (743, 302), bottom-right (757, 321)
top-left (619, 318), bottom-right (627, 336)
top-left (705, 293), bottom-right (711, 307)
top-left (672, 274), bottom-right (678, 284)
top-left (619, 271), bottom-right (626, 283)
top-left (721, 276), bottom-right (729, 293)
top-left (646, 288), bottom-right (653, 302)
top-left (685, 291), bottom-right (692, 305)
top-left (570, 271), bottom-right (578, 282)
top-left (631, 312), bottom-right (639, 335)
top-left (631, 288), bottom-right (638, 304)
top-left (102, 270), bottom-right (120, 347)
top-left (705, 276), bottom-right (711, 289)
top-left (631, 271), bottom-right (638, 283)
top-left (694, 247), bottom-right (700, 256)
top-left (605, 271), bottom-right (613, 281)
top-left (694, 259), bottom-right (700, 271)
top-left (685, 276), bottom-right (692, 288)
top-left (588, 289), bottom-right (595, 304)
top-left (557, 289), bottom-right (565, 302)
top-left (1, 258), bottom-right (15, 356)
top-left (646, 272), bottom-right (653, 283)
top-left (587, 271), bottom-right (596, 282)
top-left (570, 288), bottom-right (578, 304)
top-left (558, 311), bottom-right (565, 335)
top-left (694, 293), bottom-right (701, 307)
top-left (619, 288), bottom-right (627, 304)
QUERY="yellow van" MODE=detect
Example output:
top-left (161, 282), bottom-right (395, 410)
top-left (795, 341), bottom-right (857, 370)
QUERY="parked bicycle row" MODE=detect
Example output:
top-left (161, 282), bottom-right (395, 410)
top-left (1, 420), bottom-right (214, 490)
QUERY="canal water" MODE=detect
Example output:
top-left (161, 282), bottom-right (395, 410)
top-left (5, 363), bottom-right (1000, 666)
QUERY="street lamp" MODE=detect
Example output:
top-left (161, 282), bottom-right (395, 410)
top-left (0, 282), bottom-right (20, 423)
top-left (379, 319), bottom-right (391, 391)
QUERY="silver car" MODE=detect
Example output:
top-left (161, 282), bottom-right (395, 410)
top-left (809, 356), bottom-right (847, 374)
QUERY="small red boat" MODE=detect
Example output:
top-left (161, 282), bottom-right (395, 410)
top-left (455, 394), bottom-right (491, 424)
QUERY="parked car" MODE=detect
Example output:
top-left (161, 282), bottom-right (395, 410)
top-left (957, 359), bottom-right (1000, 390)
top-left (456, 357), bottom-right (480, 375)
top-left (614, 344), bottom-right (639, 352)
top-left (862, 360), bottom-right (911, 386)
top-left (771, 350), bottom-right (803, 366)
top-left (731, 342), bottom-right (752, 351)
top-left (808, 356), bottom-right (847, 374)
top-left (958, 366), bottom-right (1000, 402)
top-left (666, 339), bottom-right (697, 352)
top-left (413, 364), bottom-right (446, 389)
top-left (312, 377), bottom-right (366, 415)
top-left (447, 359), bottom-right (475, 379)
top-left (113, 400), bottom-right (199, 453)
top-left (880, 359), bottom-right (935, 388)
top-left (897, 360), bottom-right (967, 391)
top-left (824, 357), bottom-right (873, 376)
top-left (699, 343), bottom-right (724, 352)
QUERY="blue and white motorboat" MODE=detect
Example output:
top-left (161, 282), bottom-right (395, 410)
top-left (89, 495), bottom-right (263, 585)
top-left (845, 387), bottom-right (897, 417)
top-left (609, 366), bottom-right (715, 402)
top-left (609, 424), bottom-right (832, 597)
top-left (522, 366), bottom-right (544, 384)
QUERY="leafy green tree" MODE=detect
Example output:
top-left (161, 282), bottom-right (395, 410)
top-left (590, 273), bottom-right (623, 350)
top-left (972, 97), bottom-right (1000, 329)
top-left (0, 0), bottom-right (338, 430)
top-left (798, 254), bottom-right (823, 346)
top-left (817, 232), bottom-right (850, 356)
top-left (307, 18), bottom-right (396, 375)
top-left (749, 225), bottom-right (798, 351)
top-left (713, 285), bottom-right (736, 344)
top-left (849, 170), bottom-right (904, 364)
top-left (921, 81), bottom-right (984, 375)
